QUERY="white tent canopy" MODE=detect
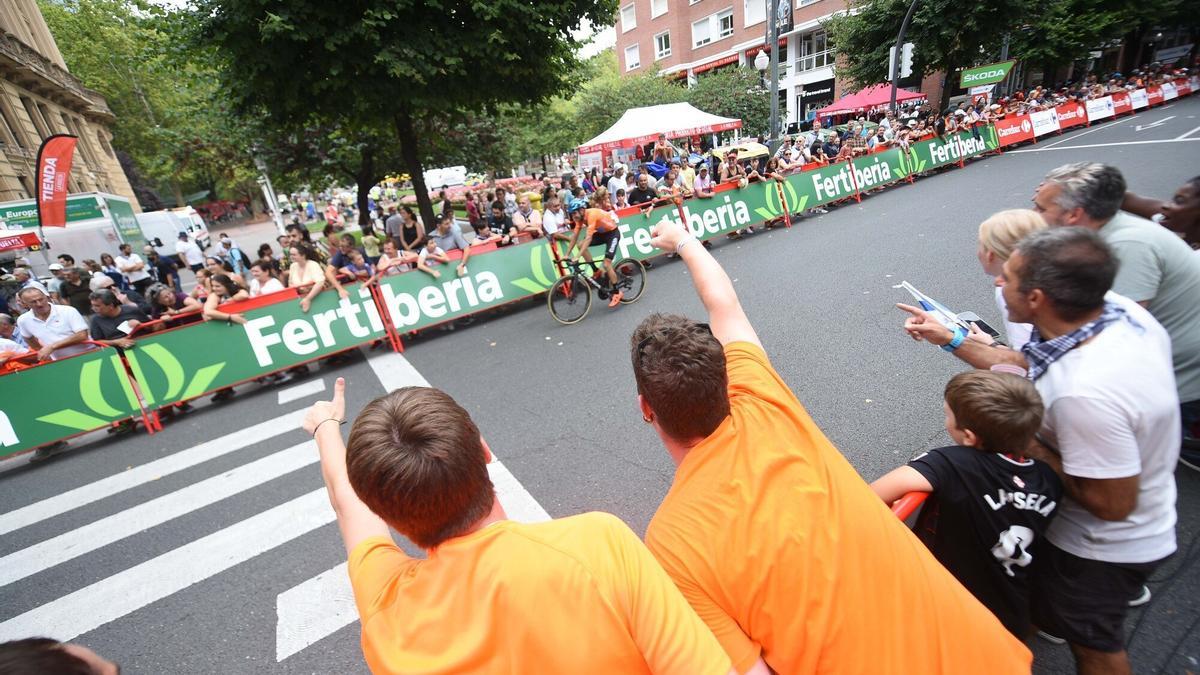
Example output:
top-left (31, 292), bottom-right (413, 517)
top-left (577, 103), bottom-right (742, 154)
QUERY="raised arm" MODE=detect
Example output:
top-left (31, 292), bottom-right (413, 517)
top-left (302, 378), bottom-right (390, 554)
top-left (1120, 191), bottom-right (1164, 221)
top-left (648, 220), bottom-right (760, 348)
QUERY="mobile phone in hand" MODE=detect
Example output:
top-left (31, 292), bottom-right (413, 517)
top-left (957, 311), bottom-right (1004, 345)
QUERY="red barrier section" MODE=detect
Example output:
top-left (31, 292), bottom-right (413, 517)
top-left (1055, 102), bottom-right (1089, 130)
top-left (1177, 79), bottom-right (1193, 96)
top-left (995, 114), bottom-right (1035, 147)
top-left (891, 492), bottom-right (929, 521)
top-left (1147, 86), bottom-right (1164, 106)
top-left (1111, 91), bottom-right (1133, 116)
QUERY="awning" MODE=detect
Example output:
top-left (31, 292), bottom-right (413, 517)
top-left (0, 230), bottom-right (41, 253)
top-left (578, 103), bottom-right (742, 153)
top-left (814, 84), bottom-right (927, 116)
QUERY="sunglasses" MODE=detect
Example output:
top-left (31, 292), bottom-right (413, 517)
top-left (635, 322), bottom-right (712, 369)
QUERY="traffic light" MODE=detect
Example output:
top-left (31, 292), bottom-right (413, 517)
top-left (900, 42), bottom-right (915, 78)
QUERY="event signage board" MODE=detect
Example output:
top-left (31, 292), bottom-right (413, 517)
top-left (1176, 80), bottom-right (1192, 96)
top-left (995, 115), bottom-right (1035, 146)
top-left (1029, 109), bottom-right (1060, 136)
top-left (1147, 87), bottom-right (1164, 106)
top-left (1111, 91), bottom-right (1133, 116)
top-left (1161, 83), bottom-right (1178, 100)
top-left (1129, 89), bottom-right (1149, 109)
top-left (0, 194), bottom-right (105, 230)
top-left (1055, 103), bottom-right (1088, 130)
top-left (1085, 96), bottom-right (1115, 121)
top-left (959, 60), bottom-right (1017, 88)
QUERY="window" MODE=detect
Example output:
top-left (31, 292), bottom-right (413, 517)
top-left (692, 9), bottom-right (733, 47)
top-left (97, 130), bottom-right (115, 158)
top-left (0, 102), bottom-right (24, 149)
top-left (655, 31), bottom-right (672, 59)
top-left (797, 29), bottom-right (833, 71)
top-left (744, 0), bottom-right (766, 26)
top-left (624, 44), bottom-right (641, 71)
top-left (717, 9), bottom-right (734, 38)
top-left (19, 97), bottom-right (47, 138)
top-left (620, 4), bottom-right (636, 32)
top-left (797, 0), bottom-right (821, 6)
top-left (651, 0), bottom-right (668, 18)
top-left (37, 103), bottom-right (60, 134)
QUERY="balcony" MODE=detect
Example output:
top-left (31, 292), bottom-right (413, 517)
top-left (796, 49), bottom-right (834, 72)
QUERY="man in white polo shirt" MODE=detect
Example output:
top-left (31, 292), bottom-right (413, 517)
top-left (15, 288), bottom-right (92, 361)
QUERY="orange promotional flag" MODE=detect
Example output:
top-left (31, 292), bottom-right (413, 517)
top-left (36, 134), bottom-right (77, 228)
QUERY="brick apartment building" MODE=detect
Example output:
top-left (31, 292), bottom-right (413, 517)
top-left (614, 0), bottom-right (945, 132)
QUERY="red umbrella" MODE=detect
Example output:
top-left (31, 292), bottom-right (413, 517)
top-left (814, 84), bottom-right (927, 116)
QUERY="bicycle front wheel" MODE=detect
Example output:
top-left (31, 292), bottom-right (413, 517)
top-left (615, 258), bottom-right (647, 304)
top-left (548, 274), bottom-right (592, 325)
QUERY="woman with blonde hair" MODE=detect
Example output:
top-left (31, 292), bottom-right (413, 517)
top-left (976, 208), bottom-right (1047, 349)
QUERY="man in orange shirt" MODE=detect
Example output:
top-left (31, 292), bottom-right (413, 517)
top-left (631, 219), bottom-right (1033, 674)
top-left (303, 378), bottom-right (733, 674)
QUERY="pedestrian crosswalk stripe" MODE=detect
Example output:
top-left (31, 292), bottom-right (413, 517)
top-left (0, 440), bottom-right (316, 588)
top-left (276, 378), bottom-right (327, 405)
top-left (0, 409), bottom-right (307, 537)
top-left (0, 488), bottom-right (335, 643)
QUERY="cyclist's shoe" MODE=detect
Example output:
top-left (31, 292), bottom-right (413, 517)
top-left (608, 291), bottom-right (623, 307)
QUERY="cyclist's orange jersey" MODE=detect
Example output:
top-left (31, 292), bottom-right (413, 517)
top-left (581, 208), bottom-right (617, 236)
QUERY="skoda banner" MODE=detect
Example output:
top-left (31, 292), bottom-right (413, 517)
top-left (959, 60), bottom-right (1017, 88)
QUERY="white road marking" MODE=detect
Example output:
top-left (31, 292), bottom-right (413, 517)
top-left (0, 488), bottom-right (335, 643)
top-left (1034, 121), bottom-right (1116, 149)
top-left (1134, 115), bottom-right (1175, 132)
top-left (0, 441), bottom-right (316, 588)
top-left (273, 348), bottom-right (552, 662)
top-left (1175, 124), bottom-right (1200, 140)
top-left (1007, 138), bottom-right (1200, 153)
top-left (276, 378), bottom-right (327, 405)
top-left (0, 409), bottom-right (307, 537)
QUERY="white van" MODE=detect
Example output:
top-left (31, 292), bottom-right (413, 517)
top-left (169, 206), bottom-right (211, 250)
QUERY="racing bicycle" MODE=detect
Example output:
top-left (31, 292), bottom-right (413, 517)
top-left (547, 257), bottom-right (647, 324)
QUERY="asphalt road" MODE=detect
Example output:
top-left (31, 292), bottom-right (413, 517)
top-left (1, 95), bottom-right (1198, 674)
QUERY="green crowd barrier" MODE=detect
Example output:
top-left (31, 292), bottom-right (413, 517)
top-left (0, 125), bottom-right (1004, 459)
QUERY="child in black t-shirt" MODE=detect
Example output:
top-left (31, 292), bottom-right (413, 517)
top-left (871, 370), bottom-right (1063, 640)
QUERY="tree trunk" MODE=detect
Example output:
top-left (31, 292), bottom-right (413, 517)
top-left (356, 147), bottom-right (375, 226)
top-left (394, 109), bottom-right (437, 230)
top-left (171, 181), bottom-right (185, 208)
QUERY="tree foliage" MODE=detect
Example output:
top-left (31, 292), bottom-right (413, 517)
top-left (825, 0), bottom-right (1198, 108)
top-left (192, 0), bottom-right (617, 226)
top-left (38, 0), bottom-right (259, 206)
top-left (688, 66), bottom-right (771, 139)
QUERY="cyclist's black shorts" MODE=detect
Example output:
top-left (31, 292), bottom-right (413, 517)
top-left (592, 229), bottom-right (621, 260)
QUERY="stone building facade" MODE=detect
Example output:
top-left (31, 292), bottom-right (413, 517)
top-left (0, 0), bottom-right (139, 208)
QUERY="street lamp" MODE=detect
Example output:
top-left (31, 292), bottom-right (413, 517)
top-left (754, 49), bottom-right (769, 73)
top-left (756, 0), bottom-right (781, 152)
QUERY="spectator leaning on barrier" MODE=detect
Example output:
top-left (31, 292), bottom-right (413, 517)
top-left (15, 288), bottom-right (91, 361)
top-left (898, 228), bottom-right (1179, 674)
top-left (88, 289), bottom-right (148, 351)
top-left (633, 219), bottom-right (1031, 674)
top-left (870, 370), bottom-right (1061, 640)
top-left (287, 242), bottom-right (327, 314)
top-left (248, 261), bottom-right (285, 297)
top-left (693, 164), bottom-right (715, 198)
top-left (541, 195), bottom-right (570, 242)
top-left (628, 174), bottom-right (657, 206)
top-left (301, 379), bottom-right (733, 674)
top-left (511, 196), bottom-right (542, 238)
top-left (149, 284), bottom-right (201, 321)
top-left (0, 313), bottom-right (25, 349)
top-left (373, 239), bottom-right (417, 280)
top-left (429, 215), bottom-right (473, 277)
top-left (481, 202), bottom-right (516, 246)
top-left (1033, 163), bottom-right (1200, 458)
top-left (202, 274), bottom-right (249, 327)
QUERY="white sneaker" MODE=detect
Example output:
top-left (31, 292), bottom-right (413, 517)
top-left (1128, 585), bottom-right (1151, 607)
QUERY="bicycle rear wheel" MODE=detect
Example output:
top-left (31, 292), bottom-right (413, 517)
top-left (614, 258), bottom-right (647, 304)
top-left (548, 275), bottom-right (592, 324)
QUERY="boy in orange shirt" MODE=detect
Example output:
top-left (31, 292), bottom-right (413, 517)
top-left (632, 219), bottom-right (1032, 674)
top-left (303, 378), bottom-right (733, 674)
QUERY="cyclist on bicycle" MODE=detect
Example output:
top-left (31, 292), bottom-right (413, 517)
top-left (565, 198), bottom-right (624, 307)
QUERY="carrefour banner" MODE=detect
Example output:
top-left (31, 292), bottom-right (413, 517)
top-left (1129, 89), bottom-right (1149, 109)
top-left (1086, 96), bottom-right (1115, 121)
top-left (1056, 102), bottom-right (1088, 129)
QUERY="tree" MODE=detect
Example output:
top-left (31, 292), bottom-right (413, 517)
top-left (572, 68), bottom-right (689, 143)
top-left (688, 66), bottom-right (770, 139)
top-left (192, 0), bottom-right (618, 228)
top-left (39, 0), bottom-right (260, 206)
top-left (824, 0), bottom-right (1026, 109)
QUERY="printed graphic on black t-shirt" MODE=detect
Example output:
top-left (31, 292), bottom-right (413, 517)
top-left (909, 445), bottom-right (1063, 638)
